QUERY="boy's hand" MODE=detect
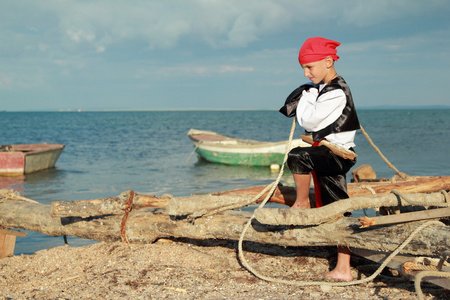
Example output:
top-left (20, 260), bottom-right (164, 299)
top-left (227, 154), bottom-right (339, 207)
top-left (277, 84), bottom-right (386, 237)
top-left (303, 87), bottom-right (318, 95)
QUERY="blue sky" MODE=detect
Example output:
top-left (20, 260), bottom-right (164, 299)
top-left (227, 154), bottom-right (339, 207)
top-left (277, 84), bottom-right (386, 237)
top-left (1, 0), bottom-right (449, 111)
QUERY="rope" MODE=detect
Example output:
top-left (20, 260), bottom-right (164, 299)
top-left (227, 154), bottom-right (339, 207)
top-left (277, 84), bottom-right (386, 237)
top-left (359, 125), bottom-right (408, 179)
top-left (202, 183), bottom-right (276, 218)
top-left (236, 122), bottom-right (448, 293)
top-left (391, 189), bottom-right (450, 207)
top-left (415, 271), bottom-right (450, 300)
top-left (120, 190), bottom-right (135, 243)
top-left (238, 118), bottom-right (297, 282)
top-left (410, 250), bottom-right (450, 299)
top-left (357, 185), bottom-right (377, 195)
top-left (441, 190), bottom-right (450, 204)
top-left (185, 144), bottom-right (199, 164)
top-left (357, 185), bottom-right (377, 216)
top-left (240, 203), bottom-right (446, 287)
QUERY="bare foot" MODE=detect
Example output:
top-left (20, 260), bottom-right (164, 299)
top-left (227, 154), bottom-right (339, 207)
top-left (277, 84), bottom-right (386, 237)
top-left (322, 269), bottom-right (353, 282)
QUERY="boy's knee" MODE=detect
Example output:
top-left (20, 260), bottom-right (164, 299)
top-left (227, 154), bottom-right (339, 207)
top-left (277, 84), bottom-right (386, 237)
top-left (287, 148), bottom-right (312, 173)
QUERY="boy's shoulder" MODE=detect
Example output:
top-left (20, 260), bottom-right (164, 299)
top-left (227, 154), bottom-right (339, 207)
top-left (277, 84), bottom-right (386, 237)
top-left (320, 76), bottom-right (349, 94)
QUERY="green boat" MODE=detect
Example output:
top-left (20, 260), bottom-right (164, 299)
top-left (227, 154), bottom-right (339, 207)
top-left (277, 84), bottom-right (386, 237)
top-left (187, 129), bottom-right (310, 167)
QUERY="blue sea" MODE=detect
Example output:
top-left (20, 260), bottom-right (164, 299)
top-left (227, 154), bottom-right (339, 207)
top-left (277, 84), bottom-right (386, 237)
top-left (1, 109), bottom-right (449, 255)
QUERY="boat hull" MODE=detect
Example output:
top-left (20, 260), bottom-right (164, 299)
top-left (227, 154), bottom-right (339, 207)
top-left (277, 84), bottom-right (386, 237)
top-left (188, 129), bottom-right (309, 167)
top-left (0, 143), bottom-right (65, 176)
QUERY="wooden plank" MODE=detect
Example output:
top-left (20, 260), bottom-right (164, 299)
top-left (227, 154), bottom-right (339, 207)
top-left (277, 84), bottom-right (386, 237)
top-left (359, 207), bottom-right (450, 228)
top-left (0, 228), bottom-right (27, 237)
top-left (301, 134), bottom-right (357, 160)
top-left (0, 228), bottom-right (26, 259)
top-left (351, 248), bottom-right (450, 290)
top-left (0, 233), bottom-right (16, 259)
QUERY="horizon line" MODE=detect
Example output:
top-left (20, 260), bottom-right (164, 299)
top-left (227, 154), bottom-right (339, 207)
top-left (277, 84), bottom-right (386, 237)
top-left (1, 105), bottom-right (449, 113)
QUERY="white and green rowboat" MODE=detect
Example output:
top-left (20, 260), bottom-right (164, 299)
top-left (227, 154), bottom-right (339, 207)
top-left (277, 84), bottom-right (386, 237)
top-left (187, 129), bottom-right (310, 167)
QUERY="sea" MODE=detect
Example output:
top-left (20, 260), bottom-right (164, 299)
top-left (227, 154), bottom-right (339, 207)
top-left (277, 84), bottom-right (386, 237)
top-left (1, 109), bottom-right (449, 255)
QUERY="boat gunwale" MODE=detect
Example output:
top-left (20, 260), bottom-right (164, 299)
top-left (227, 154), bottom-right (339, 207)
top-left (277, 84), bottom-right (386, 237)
top-left (187, 129), bottom-right (308, 150)
top-left (3, 143), bottom-right (65, 155)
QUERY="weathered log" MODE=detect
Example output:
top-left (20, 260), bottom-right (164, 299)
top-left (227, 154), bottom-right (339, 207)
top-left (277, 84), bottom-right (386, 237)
top-left (358, 207), bottom-right (450, 228)
top-left (348, 175), bottom-right (450, 197)
top-left (49, 176), bottom-right (450, 219)
top-left (166, 194), bottom-right (260, 218)
top-left (51, 191), bottom-right (258, 219)
top-left (0, 196), bottom-right (449, 256)
top-left (254, 191), bottom-right (449, 226)
top-left (216, 175), bottom-right (450, 205)
top-left (51, 191), bottom-right (172, 218)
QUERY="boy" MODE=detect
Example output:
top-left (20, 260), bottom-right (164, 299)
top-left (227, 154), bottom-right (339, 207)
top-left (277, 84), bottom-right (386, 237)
top-left (284, 37), bottom-right (360, 281)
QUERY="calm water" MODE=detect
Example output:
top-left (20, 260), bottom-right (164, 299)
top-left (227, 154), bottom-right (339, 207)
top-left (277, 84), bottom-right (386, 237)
top-left (1, 109), bottom-right (449, 254)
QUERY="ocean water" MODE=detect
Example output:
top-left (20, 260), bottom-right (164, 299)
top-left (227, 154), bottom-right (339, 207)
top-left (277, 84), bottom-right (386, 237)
top-left (0, 109), bottom-right (449, 254)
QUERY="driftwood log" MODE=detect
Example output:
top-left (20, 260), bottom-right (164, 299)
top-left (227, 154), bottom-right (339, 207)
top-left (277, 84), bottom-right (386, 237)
top-left (0, 195), bottom-right (449, 256)
top-left (254, 191), bottom-right (449, 226)
top-left (51, 192), bottom-right (172, 218)
top-left (217, 175), bottom-right (450, 204)
top-left (168, 176), bottom-right (450, 218)
top-left (49, 176), bottom-right (450, 219)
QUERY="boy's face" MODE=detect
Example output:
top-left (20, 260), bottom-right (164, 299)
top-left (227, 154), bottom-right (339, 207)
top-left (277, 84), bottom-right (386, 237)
top-left (301, 57), bottom-right (334, 84)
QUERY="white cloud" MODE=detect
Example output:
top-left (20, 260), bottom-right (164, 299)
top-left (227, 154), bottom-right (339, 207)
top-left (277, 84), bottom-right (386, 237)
top-left (66, 29), bottom-right (96, 43)
top-left (1, 0), bottom-right (449, 110)
top-left (2, 0), bottom-right (447, 54)
top-left (156, 63), bottom-right (254, 77)
top-left (0, 75), bottom-right (13, 89)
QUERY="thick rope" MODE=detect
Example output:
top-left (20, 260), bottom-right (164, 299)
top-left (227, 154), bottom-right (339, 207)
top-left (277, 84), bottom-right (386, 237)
top-left (236, 123), bottom-right (448, 292)
top-left (201, 183), bottom-right (276, 218)
top-left (415, 270), bottom-right (450, 300)
top-left (357, 185), bottom-right (377, 216)
top-left (120, 190), bottom-right (135, 243)
top-left (359, 125), bottom-right (408, 179)
top-left (238, 118), bottom-right (297, 281)
top-left (391, 189), bottom-right (450, 207)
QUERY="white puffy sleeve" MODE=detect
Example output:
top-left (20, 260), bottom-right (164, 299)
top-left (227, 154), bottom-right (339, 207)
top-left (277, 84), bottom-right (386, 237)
top-left (295, 87), bottom-right (346, 132)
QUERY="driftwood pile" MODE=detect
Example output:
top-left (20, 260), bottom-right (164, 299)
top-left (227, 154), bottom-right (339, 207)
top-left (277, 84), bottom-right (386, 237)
top-left (0, 174), bottom-right (449, 258)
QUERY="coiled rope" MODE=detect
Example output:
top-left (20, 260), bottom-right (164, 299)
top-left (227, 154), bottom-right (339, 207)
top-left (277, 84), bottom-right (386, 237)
top-left (237, 121), bottom-right (450, 295)
top-left (240, 217), bottom-right (445, 287)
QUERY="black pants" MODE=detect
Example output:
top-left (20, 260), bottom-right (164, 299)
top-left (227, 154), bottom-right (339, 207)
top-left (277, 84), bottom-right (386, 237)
top-left (287, 145), bottom-right (356, 206)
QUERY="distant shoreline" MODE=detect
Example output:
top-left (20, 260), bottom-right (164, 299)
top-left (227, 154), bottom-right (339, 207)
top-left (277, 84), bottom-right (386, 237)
top-left (2, 105), bottom-right (449, 113)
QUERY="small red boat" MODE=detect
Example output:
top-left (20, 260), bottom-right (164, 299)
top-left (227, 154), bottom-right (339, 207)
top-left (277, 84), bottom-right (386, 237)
top-left (0, 143), bottom-right (65, 176)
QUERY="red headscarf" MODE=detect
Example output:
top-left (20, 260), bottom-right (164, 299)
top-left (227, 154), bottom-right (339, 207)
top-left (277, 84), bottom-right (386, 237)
top-left (298, 37), bottom-right (340, 65)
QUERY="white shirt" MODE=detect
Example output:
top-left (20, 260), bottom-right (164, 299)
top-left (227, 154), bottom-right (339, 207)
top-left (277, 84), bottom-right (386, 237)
top-left (296, 83), bottom-right (356, 149)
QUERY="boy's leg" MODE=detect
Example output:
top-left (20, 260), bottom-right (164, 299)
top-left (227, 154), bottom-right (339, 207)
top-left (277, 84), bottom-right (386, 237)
top-left (291, 173), bottom-right (311, 209)
top-left (316, 174), bottom-right (349, 206)
top-left (325, 246), bottom-right (353, 281)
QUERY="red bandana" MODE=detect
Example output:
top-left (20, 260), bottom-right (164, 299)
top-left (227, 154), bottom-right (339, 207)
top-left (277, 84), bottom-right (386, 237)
top-left (298, 37), bottom-right (340, 65)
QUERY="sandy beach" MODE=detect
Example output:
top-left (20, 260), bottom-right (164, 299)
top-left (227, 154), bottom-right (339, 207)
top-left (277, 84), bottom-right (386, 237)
top-left (0, 238), bottom-right (446, 299)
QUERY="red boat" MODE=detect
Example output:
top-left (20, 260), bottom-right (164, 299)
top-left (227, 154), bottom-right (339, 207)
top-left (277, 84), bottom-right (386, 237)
top-left (0, 143), bottom-right (65, 176)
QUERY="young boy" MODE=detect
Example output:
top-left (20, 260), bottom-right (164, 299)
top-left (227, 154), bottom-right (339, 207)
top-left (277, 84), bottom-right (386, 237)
top-left (285, 37), bottom-right (360, 281)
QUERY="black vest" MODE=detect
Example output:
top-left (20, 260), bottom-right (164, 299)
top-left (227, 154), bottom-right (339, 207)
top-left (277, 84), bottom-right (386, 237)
top-left (312, 76), bottom-right (360, 141)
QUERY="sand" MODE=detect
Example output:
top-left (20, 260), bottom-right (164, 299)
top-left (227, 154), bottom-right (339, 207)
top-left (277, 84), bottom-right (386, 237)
top-left (0, 238), bottom-right (447, 299)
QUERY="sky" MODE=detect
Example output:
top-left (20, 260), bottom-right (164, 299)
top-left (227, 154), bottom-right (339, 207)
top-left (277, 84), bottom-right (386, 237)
top-left (1, 0), bottom-right (449, 111)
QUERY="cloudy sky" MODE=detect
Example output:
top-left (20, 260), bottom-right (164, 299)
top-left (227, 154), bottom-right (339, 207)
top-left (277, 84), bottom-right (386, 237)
top-left (1, 0), bottom-right (449, 111)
